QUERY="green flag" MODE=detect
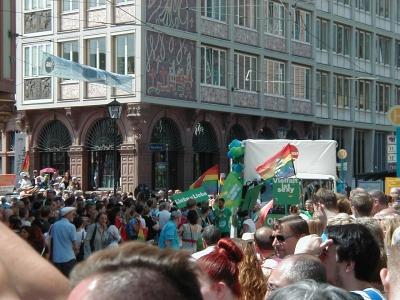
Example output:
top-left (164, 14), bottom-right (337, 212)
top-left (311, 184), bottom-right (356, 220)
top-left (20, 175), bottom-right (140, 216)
top-left (241, 184), bottom-right (262, 211)
top-left (218, 172), bottom-right (243, 212)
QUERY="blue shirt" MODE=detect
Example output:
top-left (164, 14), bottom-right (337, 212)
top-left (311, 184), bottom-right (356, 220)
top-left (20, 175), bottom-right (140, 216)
top-left (50, 217), bottom-right (76, 263)
top-left (158, 220), bottom-right (179, 249)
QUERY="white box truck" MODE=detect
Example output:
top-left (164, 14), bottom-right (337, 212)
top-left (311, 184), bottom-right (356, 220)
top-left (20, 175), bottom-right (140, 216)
top-left (242, 139), bottom-right (338, 224)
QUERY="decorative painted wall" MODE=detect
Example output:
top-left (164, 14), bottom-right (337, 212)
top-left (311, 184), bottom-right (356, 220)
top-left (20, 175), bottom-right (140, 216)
top-left (146, 31), bottom-right (196, 101)
top-left (234, 92), bottom-right (259, 108)
top-left (24, 78), bottom-right (51, 100)
top-left (87, 8), bottom-right (106, 28)
top-left (146, 0), bottom-right (196, 33)
top-left (292, 99), bottom-right (312, 115)
top-left (24, 10), bottom-right (51, 33)
top-left (115, 3), bottom-right (136, 24)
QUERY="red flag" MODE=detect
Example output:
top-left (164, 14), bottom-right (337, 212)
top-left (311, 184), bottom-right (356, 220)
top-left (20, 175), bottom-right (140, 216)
top-left (21, 153), bottom-right (30, 172)
top-left (258, 199), bottom-right (274, 227)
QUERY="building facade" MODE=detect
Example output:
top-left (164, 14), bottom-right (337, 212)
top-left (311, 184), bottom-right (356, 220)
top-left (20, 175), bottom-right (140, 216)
top-left (0, 0), bottom-right (17, 174)
top-left (4, 0), bottom-right (399, 192)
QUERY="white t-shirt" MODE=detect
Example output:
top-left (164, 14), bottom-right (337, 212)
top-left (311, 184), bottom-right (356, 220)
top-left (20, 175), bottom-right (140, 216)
top-left (243, 218), bottom-right (256, 233)
top-left (75, 229), bottom-right (87, 249)
top-left (106, 225), bottom-right (121, 248)
top-left (158, 210), bottom-right (171, 231)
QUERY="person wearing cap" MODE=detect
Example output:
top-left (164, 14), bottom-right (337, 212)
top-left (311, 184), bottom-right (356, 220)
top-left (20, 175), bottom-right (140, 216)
top-left (158, 210), bottom-right (182, 250)
top-left (50, 206), bottom-right (78, 277)
top-left (19, 172), bottom-right (31, 189)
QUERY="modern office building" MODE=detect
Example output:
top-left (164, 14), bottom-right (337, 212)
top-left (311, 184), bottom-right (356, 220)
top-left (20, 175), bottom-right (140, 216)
top-left (4, 0), bottom-right (399, 192)
top-left (0, 0), bottom-right (17, 174)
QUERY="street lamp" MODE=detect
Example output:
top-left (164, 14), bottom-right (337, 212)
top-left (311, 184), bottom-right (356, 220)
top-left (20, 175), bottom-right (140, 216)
top-left (276, 126), bottom-right (287, 139)
top-left (107, 99), bottom-right (122, 195)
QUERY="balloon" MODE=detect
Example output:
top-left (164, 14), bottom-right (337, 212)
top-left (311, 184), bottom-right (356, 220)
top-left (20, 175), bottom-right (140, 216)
top-left (230, 147), bottom-right (238, 156)
top-left (236, 146), bottom-right (244, 156)
top-left (232, 164), bottom-right (236, 171)
top-left (230, 139), bottom-right (241, 149)
top-left (227, 151), bottom-right (233, 159)
top-left (233, 164), bottom-right (243, 173)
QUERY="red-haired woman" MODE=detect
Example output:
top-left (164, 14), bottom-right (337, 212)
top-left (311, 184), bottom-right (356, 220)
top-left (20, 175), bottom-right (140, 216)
top-left (20, 225), bottom-right (49, 260)
top-left (197, 238), bottom-right (244, 300)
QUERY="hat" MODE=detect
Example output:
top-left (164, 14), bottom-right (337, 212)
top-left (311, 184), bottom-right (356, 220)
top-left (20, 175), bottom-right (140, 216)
top-left (60, 207), bottom-right (76, 216)
top-left (33, 170), bottom-right (38, 173)
top-left (170, 210), bottom-right (182, 220)
top-left (20, 172), bottom-right (28, 177)
top-left (39, 188), bottom-right (46, 192)
top-left (85, 200), bottom-right (95, 206)
top-left (242, 232), bottom-right (254, 243)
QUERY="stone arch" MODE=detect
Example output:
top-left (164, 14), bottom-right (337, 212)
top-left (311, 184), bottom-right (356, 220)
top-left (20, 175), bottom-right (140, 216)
top-left (258, 126), bottom-right (275, 139)
top-left (226, 124), bottom-right (247, 147)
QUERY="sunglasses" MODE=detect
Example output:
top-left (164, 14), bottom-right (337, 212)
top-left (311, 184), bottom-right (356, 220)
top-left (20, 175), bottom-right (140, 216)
top-left (269, 233), bottom-right (298, 243)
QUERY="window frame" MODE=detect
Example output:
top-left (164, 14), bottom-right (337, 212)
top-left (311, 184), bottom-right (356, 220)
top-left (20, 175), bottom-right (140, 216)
top-left (202, 0), bottom-right (227, 22)
top-left (87, 38), bottom-right (106, 70)
top-left (201, 45), bottom-right (227, 87)
top-left (234, 0), bottom-right (257, 29)
top-left (234, 52), bottom-right (258, 91)
top-left (376, 83), bottom-right (391, 113)
top-left (264, 58), bottom-right (285, 96)
top-left (264, 1), bottom-right (285, 37)
top-left (62, 0), bottom-right (78, 12)
top-left (24, 43), bottom-right (52, 78)
top-left (24, 0), bottom-right (52, 11)
top-left (316, 71), bottom-right (328, 105)
top-left (291, 65), bottom-right (310, 101)
top-left (115, 34), bottom-right (135, 75)
top-left (292, 8), bottom-right (310, 43)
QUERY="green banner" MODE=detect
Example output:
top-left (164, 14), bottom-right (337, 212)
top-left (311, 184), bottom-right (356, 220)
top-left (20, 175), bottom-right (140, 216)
top-left (172, 187), bottom-right (209, 208)
top-left (219, 172), bottom-right (243, 212)
top-left (272, 178), bottom-right (300, 205)
top-left (241, 184), bottom-right (262, 211)
top-left (265, 214), bottom-right (286, 228)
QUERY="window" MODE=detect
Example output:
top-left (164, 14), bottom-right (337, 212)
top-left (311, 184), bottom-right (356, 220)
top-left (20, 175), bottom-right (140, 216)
top-left (25, 0), bottom-right (51, 10)
top-left (89, 0), bottom-right (106, 8)
top-left (292, 8), bottom-right (310, 43)
top-left (202, 0), bottom-right (227, 22)
top-left (234, 0), bottom-right (257, 29)
top-left (333, 23), bottom-right (350, 55)
top-left (333, 75), bottom-right (350, 107)
top-left (355, 80), bottom-right (371, 110)
top-left (316, 18), bottom-right (328, 50)
top-left (234, 53), bottom-right (257, 91)
top-left (116, 35), bottom-right (135, 75)
top-left (354, 130), bottom-right (365, 174)
top-left (398, 0), bottom-right (400, 22)
top-left (291, 65), bottom-right (310, 100)
top-left (264, 59), bottom-right (285, 96)
top-left (376, 0), bottom-right (390, 18)
top-left (316, 71), bottom-right (328, 104)
top-left (88, 38), bottom-right (106, 70)
top-left (334, 0), bottom-right (350, 5)
top-left (24, 43), bottom-right (52, 77)
top-left (376, 83), bottom-right (390, 112)
top-left (355, 0), bottom-right (371, 12)
top-left (376, 36), bottom-right (390, 65)
top-left (62, 41), bottom-right (78, 63)
top-left (355, 29), bottom-right (371, 60)
top-left (117, 0), bottom-right (134, 2)
top-left (201, 46), bottom-right (227, 86)
top-left (62, 0), bottom-right (78, 11)
top-left (396, 86), bottom-right (400, 105)
top-left (374, 132), bottom-right (386, 171)
top-left (396, 41), bottom-right (400, 67)
top-left (264, 1), bottom-right (285, 37)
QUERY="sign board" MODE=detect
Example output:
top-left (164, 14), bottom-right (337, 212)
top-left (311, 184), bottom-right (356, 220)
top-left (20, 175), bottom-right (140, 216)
top-left (388, 106), bottom-right (400, 127)
top-left (385, 177), bottom-right (400, 195)
top-left (272, 178), bottom-right (300, 205)
top-left (388, 153), bottom-right (397, 163)
top-left (148, 144), bottom-right (164, 151)
top-left (388, 163), bottom-right (397, 171)
top-left (265, 214), bottom-right (285, 228)
top-left (358, 180), bottom-right (383, 192)
top-left (337, 162), bottom-right (348, 171)
top-left (0, 175), bottom-right (17, 195)
top-left (171, 187), bottom-right (209, 208)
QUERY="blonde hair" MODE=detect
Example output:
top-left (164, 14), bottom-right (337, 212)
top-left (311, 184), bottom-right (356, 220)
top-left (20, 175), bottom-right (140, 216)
top-left (327, 213), bottom-right (354, 226)
top-left (232, 238), bottom-right (267, 300)
top-left (381, 213), bottom-right (400, 250)
top-left (307, 217), bottom-right (324, 236)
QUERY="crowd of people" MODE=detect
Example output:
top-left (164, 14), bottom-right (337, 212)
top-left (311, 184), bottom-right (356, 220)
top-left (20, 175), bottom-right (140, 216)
top-left (1, 176), bottom-right (400, 299)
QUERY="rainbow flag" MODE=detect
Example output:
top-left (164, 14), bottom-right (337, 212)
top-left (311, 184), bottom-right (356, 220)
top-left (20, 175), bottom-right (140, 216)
top-left (189, 165), bottom-right (219, 195)
top-left (257, 199), bottom-right (274, 227)
top-left (21, 153), bottom-right (30, 172)
top-left (255, 144), bottom-right (295, 180)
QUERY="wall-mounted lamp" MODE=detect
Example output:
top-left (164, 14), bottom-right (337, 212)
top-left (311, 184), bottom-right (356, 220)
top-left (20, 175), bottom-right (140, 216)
top-left (276, 126), bottom-right (287, 139)
top-left (8, 30), bottom-right (22, 38)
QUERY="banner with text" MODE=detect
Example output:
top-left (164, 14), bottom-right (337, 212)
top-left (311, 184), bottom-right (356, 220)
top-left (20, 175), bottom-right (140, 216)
top-left (272, 177), bottom-right (300, 205)
top-left (172, 187), bottom-right (209, 208)
top-left (0, 175), bottom-right (17, 195)
top-left (41, 52), bottom-right (133, 93)
top-left (219, 172), bottom-right (243, 213)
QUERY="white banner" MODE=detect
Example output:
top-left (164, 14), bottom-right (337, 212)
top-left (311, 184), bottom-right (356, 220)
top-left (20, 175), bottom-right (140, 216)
top-left (40, 52), bottom-right (133, 93)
